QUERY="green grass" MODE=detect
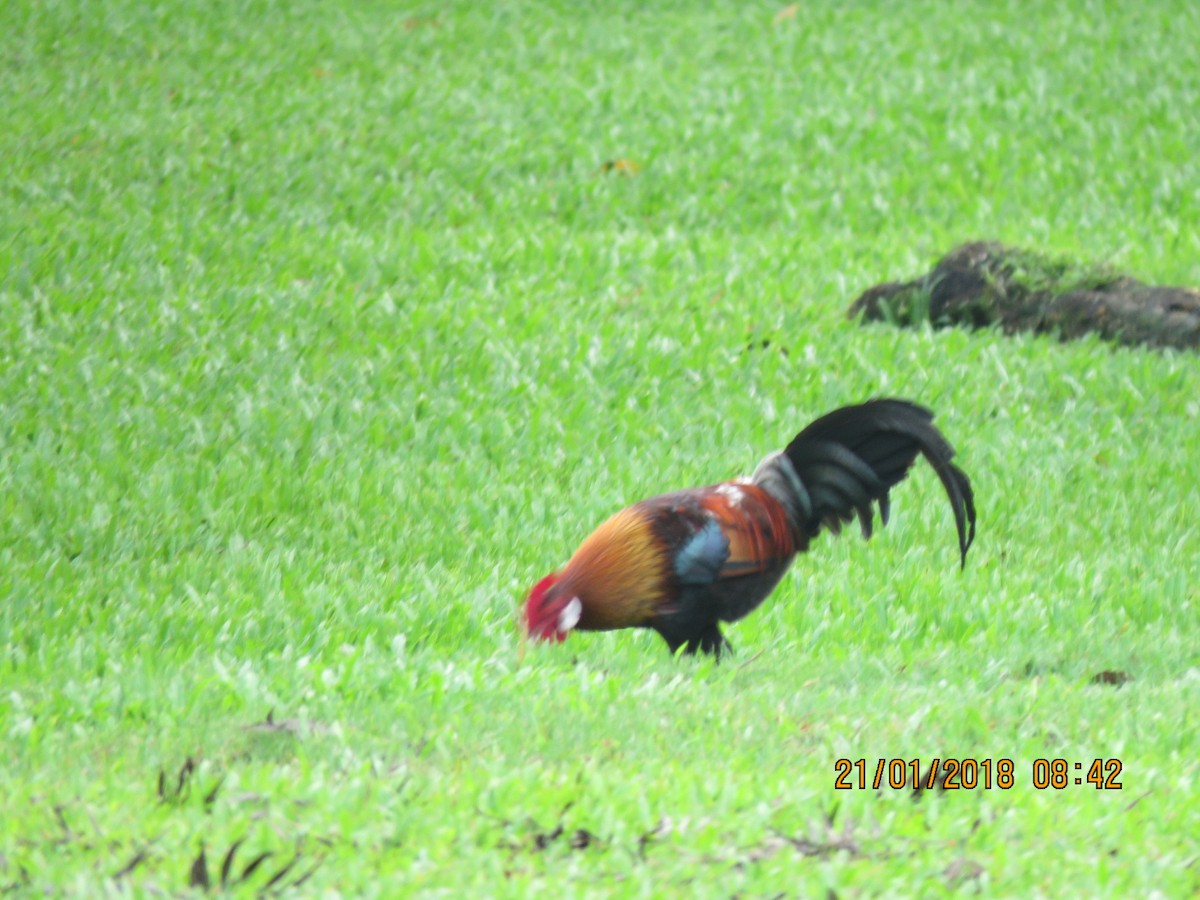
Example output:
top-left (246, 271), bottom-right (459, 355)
top-left (3, 0), bottom-right (1199, 894)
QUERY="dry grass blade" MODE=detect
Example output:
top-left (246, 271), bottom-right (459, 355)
top-left (219, 838), bottom-right (245, 889)
top-left (261, 853), bottom-right (302, 891)
top-left (188, 845), bottom-right (210, 891)
top-left (112, 849), bottom-right (148, 880)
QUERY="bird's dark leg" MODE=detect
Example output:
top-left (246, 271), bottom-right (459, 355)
top-left (654, 622), bottom-right (732, 660)
top-left (679, 624), bottom-right (732, 659)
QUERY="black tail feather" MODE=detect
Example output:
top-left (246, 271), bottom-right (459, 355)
top-left (780, 399), bottom-right (976, 567)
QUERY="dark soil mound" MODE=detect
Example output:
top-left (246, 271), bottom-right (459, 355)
top-left (849, 242), bottom-right (1200, 351)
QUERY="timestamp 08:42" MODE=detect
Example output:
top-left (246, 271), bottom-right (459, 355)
top-left (833, 758), bottom-right (1124, 791)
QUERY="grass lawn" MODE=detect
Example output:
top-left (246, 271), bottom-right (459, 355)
top-left (2, 0), bottom-right (1198, 894)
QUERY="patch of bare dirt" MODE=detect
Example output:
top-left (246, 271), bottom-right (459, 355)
top-left (849, 241), bottom-right (1200, 351)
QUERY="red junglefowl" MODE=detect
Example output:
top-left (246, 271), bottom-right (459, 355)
top-left (522, 399), bottom-right (975, 658)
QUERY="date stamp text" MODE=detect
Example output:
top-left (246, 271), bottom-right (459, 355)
top-left (834, 758), bottom-right (1123, 791)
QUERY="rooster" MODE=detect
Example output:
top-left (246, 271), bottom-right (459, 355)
top-left (522, 399), bottom-right (975, 658)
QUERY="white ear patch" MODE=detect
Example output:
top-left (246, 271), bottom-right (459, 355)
top-left (558, 597), bottom-right (582, 632)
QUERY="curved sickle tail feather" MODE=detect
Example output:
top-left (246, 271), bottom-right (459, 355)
top-left (772, 399), bottom-right (976, 567)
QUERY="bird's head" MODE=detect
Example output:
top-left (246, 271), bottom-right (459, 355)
top-left (522, 572), bottom-right (582, 643)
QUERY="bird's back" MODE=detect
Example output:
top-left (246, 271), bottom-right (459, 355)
top-left (638, 481), bottom-right (799, 629)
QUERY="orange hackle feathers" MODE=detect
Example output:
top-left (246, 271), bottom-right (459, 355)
top-left (559, 508), bottom-right (669, 630)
